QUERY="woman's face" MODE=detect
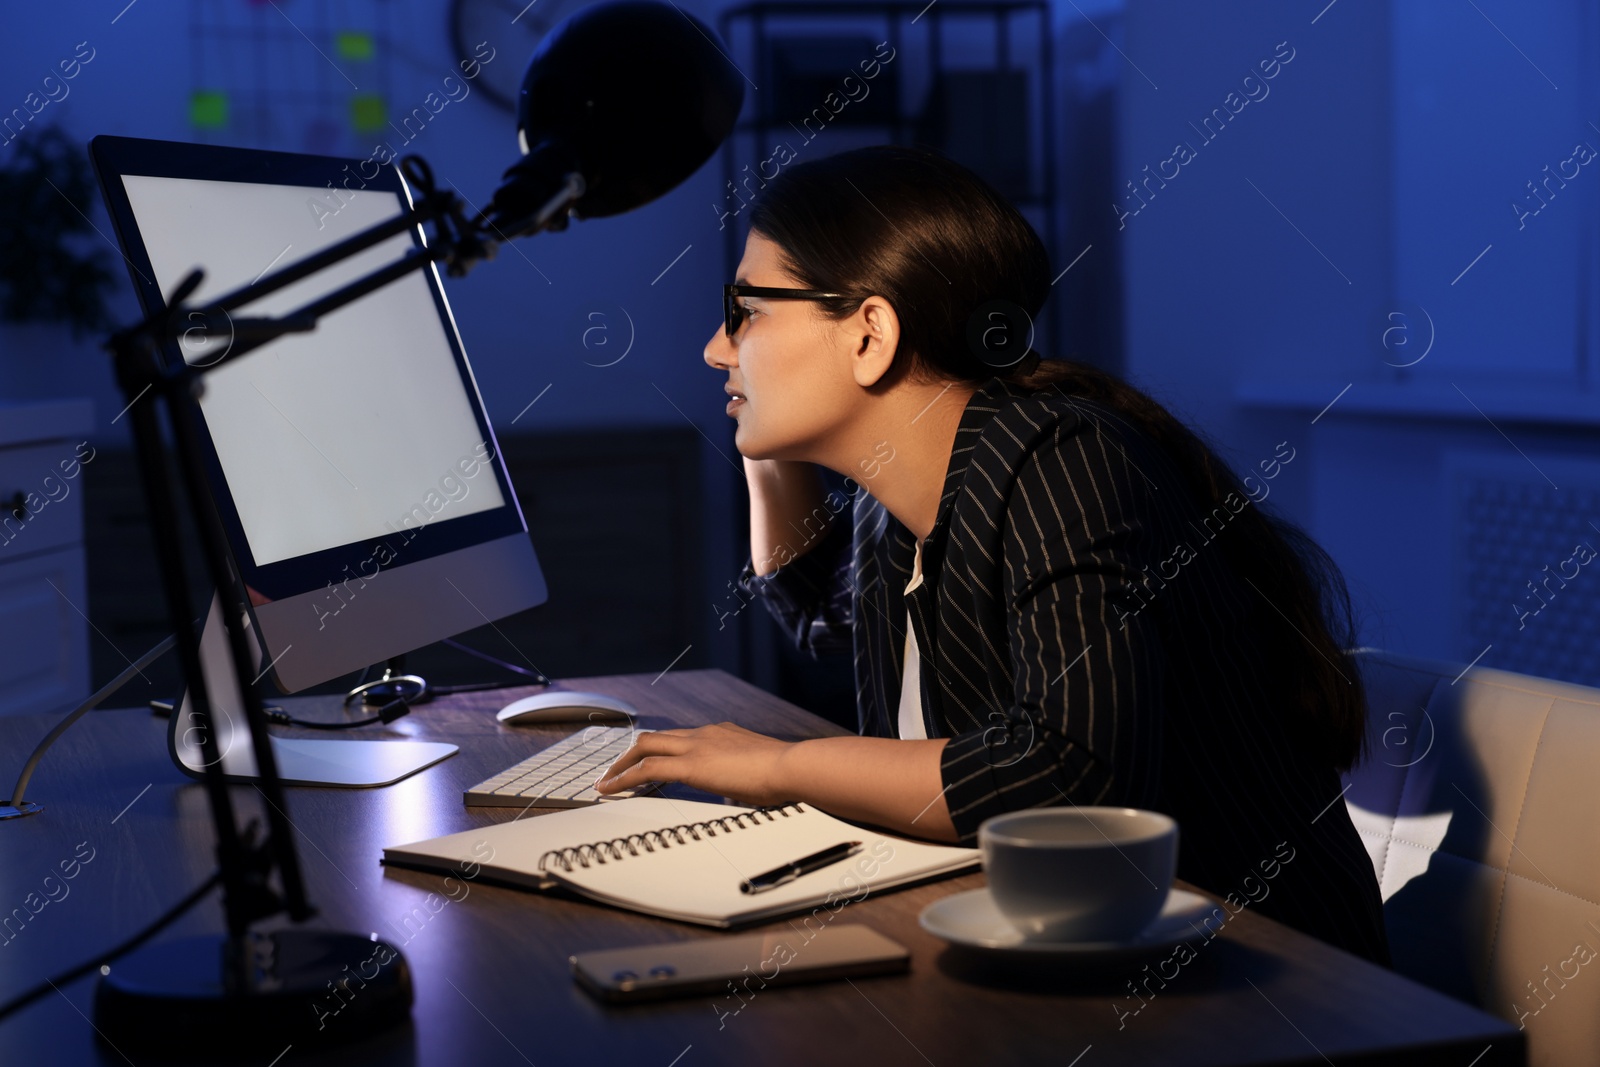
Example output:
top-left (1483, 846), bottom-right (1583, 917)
top-left (703, 232), bottom-right (859, 462)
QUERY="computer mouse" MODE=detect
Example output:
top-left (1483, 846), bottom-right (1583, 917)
top-left (495, 690), bottom-right (639, 725)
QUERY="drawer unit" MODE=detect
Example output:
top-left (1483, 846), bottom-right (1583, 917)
top-left (0, 545), bottom-right (89, 718)
top-left (0, 398), bottom-right (93, 716)
top-left (0, 440), bottom-right (91, 560)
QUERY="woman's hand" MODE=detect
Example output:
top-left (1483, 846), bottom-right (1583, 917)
top-left (595, 722), bottom-right (797, 807)
top-left (597, 727), bottom-right (961, 842)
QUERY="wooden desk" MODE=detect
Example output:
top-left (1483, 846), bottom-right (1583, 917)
top-left (0, 669), bottom-right (1524, 1065)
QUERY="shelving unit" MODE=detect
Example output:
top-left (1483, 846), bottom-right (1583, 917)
top-left (715, 0), bottom-right (1061, 354)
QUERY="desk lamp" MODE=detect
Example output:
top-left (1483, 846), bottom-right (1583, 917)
top-left (27, 0), bottom-right (742, 1055)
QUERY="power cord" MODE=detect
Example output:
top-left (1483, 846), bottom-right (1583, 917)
top-left (0, 869), bottom-right (222, 1023)
top-left (435, 637), bottom-right (551, 689)
top-left (266, 694), bottom-right (412, 730)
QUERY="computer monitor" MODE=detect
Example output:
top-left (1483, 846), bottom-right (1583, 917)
top-left (89, 136), bottom-right (547, 770)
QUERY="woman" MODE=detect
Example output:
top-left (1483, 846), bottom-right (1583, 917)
top-left (597, 145), bottom-right (1389, 964)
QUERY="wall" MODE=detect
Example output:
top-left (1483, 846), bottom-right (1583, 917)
top-left (1120, 0), bottom-right (1600, 671)
top-left (1118, 0), bottom-right (1395, 528)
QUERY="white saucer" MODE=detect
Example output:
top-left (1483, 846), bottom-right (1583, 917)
top-left (919, 887), bottom-right (1218, 963)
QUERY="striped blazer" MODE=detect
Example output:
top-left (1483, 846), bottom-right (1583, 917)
top-left (739, 376), bottom-right (1390, 964)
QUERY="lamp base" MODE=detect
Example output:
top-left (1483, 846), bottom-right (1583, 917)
top-left (94, 930), bottom-right (410, 1057)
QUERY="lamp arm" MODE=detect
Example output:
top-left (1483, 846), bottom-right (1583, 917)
top-left (196, 162), bottom-right (454, 318)
top-left (123, 155), bottom-right (583, 382)
top-left (193, 247), bottom-right (444, 372)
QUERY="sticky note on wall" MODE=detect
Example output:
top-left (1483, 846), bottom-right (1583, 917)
top-left (351, 94), bottom-right (387, 132)
top-left (337, 31), bottom-right (374, 61)
top-left (190, 91), bottom-right (228, 129)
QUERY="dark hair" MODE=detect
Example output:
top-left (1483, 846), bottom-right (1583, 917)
top-left (749, 144), bottom-right (1368, 771)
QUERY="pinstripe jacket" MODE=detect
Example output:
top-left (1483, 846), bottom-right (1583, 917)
top-left (739, 376), bottom-right (1390, 963)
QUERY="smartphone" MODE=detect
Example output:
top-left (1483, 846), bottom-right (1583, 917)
top-left (570, 923), bottom-right (909, 1004)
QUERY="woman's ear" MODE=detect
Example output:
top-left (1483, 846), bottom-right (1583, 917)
top-left (849, 296), bottom-right (901, 388)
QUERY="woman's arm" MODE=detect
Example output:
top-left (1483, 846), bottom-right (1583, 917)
top-left (746, 457), bottom-right (829, 576)
top-left (736, 458), bottom-right (858, 655)
top-left (594, 724), bottom-right (961, 843)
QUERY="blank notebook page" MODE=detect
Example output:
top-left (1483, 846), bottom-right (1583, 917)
top-left (384, 796), bottom-right (979, 927)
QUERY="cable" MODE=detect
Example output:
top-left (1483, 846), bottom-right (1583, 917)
top-left (9, 634), bottom-right (177, 811)
top-left (427, 680), bottom-right (521, 695)
top-left (0, 869), bottom-right (222, 1023)
top-left (439, 637), bottom-right (551, 687)
top-left (266, 694), bottom-right (411, 731)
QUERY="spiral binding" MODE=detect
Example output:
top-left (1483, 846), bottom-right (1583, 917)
top-left (536, 802), bottom-right (808, 874)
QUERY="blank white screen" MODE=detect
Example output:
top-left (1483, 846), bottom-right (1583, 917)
top-left (120, 174), bottom-right (505, 566)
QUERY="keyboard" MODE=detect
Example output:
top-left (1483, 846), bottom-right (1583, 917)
top-left (464, 725), bottom-right (655, 808)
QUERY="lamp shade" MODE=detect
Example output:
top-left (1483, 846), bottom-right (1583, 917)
top-left (485, 0), bottom-right (745, 234)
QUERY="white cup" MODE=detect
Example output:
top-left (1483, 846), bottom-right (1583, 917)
top-left (979, 807), bottom-right (1178, 942)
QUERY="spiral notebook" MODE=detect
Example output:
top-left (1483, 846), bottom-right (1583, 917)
top-left (381, 797), bottom-right (980, 928)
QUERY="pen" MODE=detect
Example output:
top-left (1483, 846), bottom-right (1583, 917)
top-left (739, 841), bottom-right (864, 895)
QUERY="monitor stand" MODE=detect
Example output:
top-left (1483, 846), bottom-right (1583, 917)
top-left (166, 596), bottom-right (456, 787)
top-left (345, 655), bottom-right (430, 707)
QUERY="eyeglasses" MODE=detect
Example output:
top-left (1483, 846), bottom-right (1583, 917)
top-left (723, 284), bottom-right (844, 337)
